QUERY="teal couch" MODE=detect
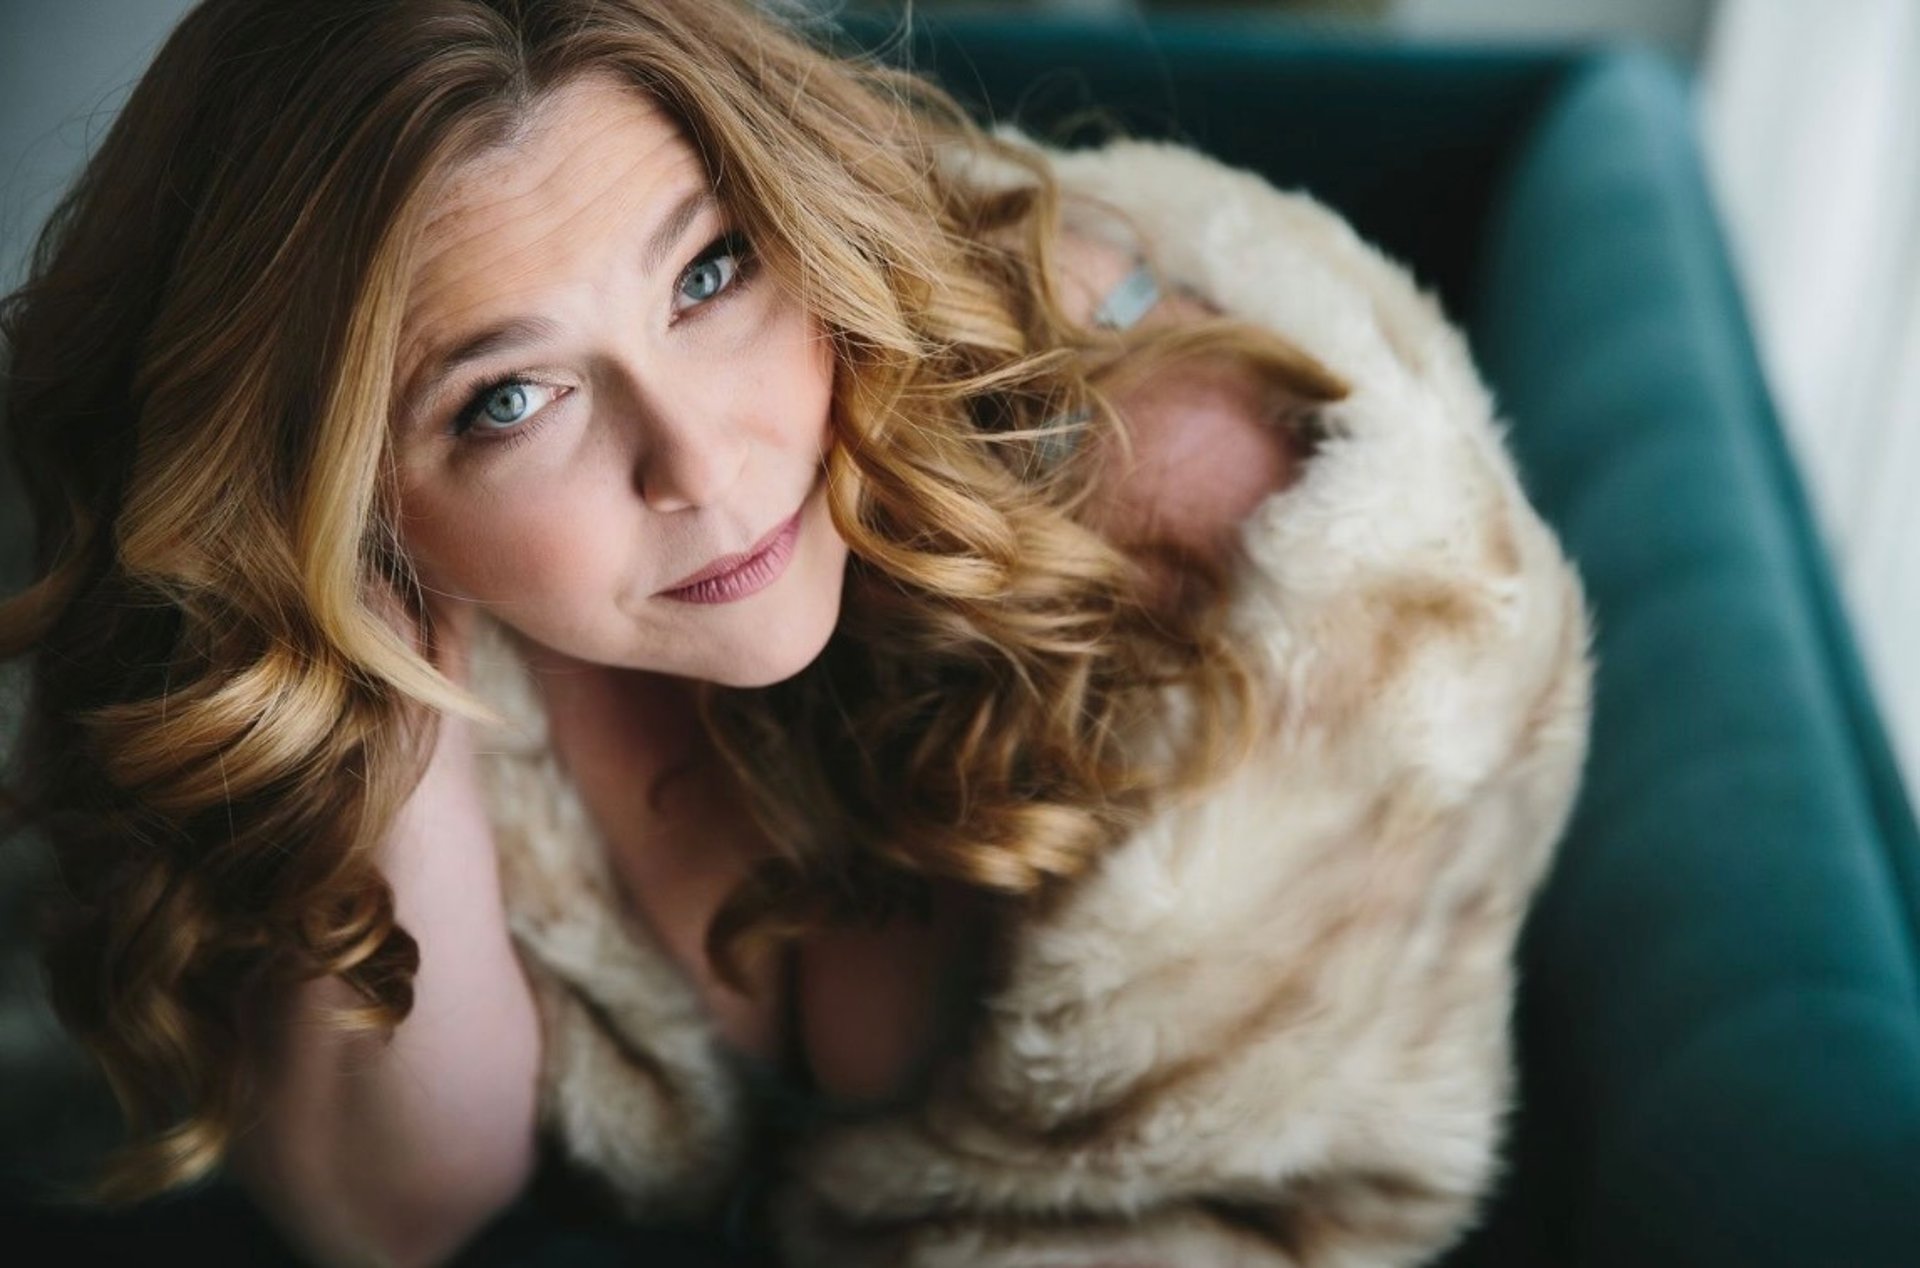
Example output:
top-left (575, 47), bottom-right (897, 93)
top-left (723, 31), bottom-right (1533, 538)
top-left (842, 10), bottom-right (1920, 1267)
top-left (5, 10), bottom-right (1916, 1267)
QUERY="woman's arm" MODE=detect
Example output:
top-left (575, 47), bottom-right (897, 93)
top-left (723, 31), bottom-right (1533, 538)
top-left (228, 621), bottom-right (543, 1268)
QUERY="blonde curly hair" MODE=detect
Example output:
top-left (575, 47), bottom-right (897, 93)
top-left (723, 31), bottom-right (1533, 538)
top-left (0, 0), bottom-right (1345, 1205)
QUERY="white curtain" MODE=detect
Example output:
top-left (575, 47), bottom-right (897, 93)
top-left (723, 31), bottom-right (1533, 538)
top-left (1700, 0), bottom-right (1920, 793)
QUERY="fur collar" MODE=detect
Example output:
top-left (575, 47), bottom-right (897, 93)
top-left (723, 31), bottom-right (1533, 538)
top-left (467, 127), bottom-right (1594, 1267)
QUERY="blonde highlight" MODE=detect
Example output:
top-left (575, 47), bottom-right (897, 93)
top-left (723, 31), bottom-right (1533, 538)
top-left (0, 0), bottom-right (1343, 1207)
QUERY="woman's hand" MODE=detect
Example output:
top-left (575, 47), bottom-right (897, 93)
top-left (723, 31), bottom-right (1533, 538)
top-left (1050, 228), bottom-right (1315, 570)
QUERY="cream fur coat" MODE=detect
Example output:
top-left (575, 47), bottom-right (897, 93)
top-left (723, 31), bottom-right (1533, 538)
top-left (466, 127), bottom-right (1596, 1267)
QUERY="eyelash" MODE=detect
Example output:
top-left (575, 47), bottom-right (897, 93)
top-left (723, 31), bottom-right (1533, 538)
top-left (448, 229), bottom-right (759, 448)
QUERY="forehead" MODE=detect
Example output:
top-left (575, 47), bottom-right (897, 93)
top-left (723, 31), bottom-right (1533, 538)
top-left (424, 73), bottom-right (696, 232)
top-left (399, 74), bottom-right (705, 351)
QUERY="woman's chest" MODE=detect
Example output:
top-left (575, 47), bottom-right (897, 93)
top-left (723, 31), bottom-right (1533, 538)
top-left (537, 666), bottom-right (990, 1106)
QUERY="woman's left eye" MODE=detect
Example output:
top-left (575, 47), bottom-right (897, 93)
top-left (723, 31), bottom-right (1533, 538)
top-left (673, 231), bottom-right (754, 315)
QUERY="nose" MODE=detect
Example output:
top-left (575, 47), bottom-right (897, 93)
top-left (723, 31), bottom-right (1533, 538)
top-left (638, 425), bottom-right (748, 513)
top-left (624, 385), bottom-right (749, 514)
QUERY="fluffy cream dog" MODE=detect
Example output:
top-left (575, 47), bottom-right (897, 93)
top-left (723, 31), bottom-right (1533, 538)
top-left (469, 127), bottom-right (1596, 1267)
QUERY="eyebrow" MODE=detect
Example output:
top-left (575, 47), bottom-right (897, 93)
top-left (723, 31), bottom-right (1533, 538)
top-left (400, 186), bottom-right (719, 424)
top-left (641, 186), bottom-right (717, 278)
top-left (397, 315), bottom-right (560, 422)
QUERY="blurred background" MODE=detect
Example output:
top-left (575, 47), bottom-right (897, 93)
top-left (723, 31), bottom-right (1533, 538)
top-left (2, 0), bottom-right (1916, 1202)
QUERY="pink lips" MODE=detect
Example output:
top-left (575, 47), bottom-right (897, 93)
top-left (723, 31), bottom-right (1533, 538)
top-left (657, 508), bottom-right (803, 605)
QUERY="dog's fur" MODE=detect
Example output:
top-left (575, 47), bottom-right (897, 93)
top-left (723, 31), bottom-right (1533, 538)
top-left (466, 130), bottom-right (1596, 1266)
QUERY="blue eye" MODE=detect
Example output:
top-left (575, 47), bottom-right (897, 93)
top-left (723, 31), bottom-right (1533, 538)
top-left (481, 382), bottom-right (530, 425)
top-left (454, 376), bottom-right (562, 438)
top-left (673, 231), bottom-right (753, 314)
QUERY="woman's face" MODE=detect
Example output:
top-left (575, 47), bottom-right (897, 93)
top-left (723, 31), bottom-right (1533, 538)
top-left (389, 73), bottom-right (848, 687)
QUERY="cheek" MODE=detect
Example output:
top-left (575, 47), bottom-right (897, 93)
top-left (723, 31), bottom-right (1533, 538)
top-left (766, 313), bottom-right (836, 450)
top-left (398, 473), bottom-right (625, 604)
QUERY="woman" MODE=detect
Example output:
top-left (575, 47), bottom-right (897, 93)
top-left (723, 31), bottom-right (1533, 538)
top-left (0, 1), bottom-right (1593, 1265)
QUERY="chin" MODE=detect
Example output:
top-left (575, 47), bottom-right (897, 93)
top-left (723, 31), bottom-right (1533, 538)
top-left (699, 617), bottom-right (835, 688)
top-left (691, 565), bottom-right (844, 688)
top-left (645, 491), bottom-right (849, 687)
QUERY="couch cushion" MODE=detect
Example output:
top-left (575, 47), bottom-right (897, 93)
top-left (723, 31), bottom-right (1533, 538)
top-left (1466, 48), bottom-right (1920, 1266)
